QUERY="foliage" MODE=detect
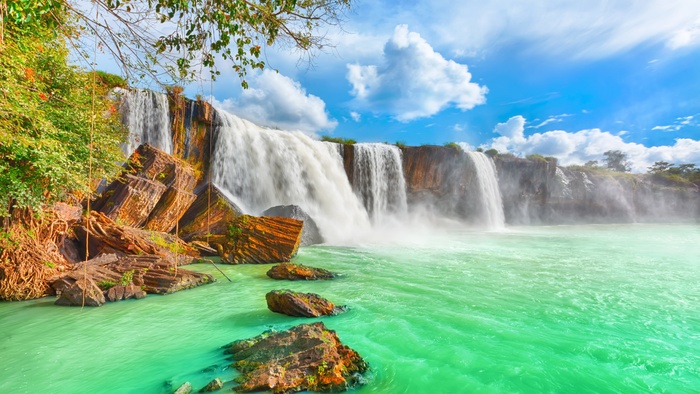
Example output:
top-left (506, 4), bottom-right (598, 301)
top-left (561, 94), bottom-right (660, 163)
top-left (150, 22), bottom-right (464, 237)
top-left (603, 150), bottom-right (631, 172)
top-left (394, 141), bottom-right (406, 148)
top-left (584, 160), bottom-right (599, 168)
top-left (443, 142), bottom-right (461, 150)
top-left (321, 135), bottom-right (356, 145)
top-left (484, 148), bottom-right (498, 158)
top-left (63, 0), bottom-right (352, 86)
top-left (94, 71), bottom-right (127, 89)
top-left (647, 161), bottom-right (700, 185)
top-left (97, 280), bottom-right (117, 290)
top-left (526, 153), bottom-right (558, 165)
top-left (0, 15), bottom-right (127, 218)
top-left (120, 269), bottom-right (135, 285)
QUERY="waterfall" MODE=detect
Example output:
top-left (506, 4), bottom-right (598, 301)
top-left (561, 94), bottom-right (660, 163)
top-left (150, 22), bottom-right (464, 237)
top-left (210, 109), bottom-right (371, 243)
top-left (119, 89), bottom-right (172, 156)
top-left (352, 144), bottom-right (408, 222)
top-left (466, 152), bottom-right (505, 229)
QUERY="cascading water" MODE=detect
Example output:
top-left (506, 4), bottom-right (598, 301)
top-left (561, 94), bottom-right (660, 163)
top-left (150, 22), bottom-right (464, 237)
top-left (352, 144), bottom-right (408, 222)
top-left (119, 89), bottom-right (172, 156)
top-left (210, 109), bottom-right (371, 243)
top-left (465, 151), bottom-right (505, 229)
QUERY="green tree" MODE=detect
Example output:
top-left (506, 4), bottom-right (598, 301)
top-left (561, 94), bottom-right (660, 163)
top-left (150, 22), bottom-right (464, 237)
top-left (647, 161), bottom-right (672, 174)
top-left (0, 8), bottom-right (126, 217)
top-left (603, 150), bottom-right (631, 172)
top-left (484, 148), bottom-right (498, 158)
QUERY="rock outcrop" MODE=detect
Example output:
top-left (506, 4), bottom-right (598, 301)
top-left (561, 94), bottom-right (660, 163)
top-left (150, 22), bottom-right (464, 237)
top-left (73, 211), bottom-right (199, 264)
top-left (212, 215), bottom-right (303, 264)
top-left (51, 254), bottom-right (214, 305)
top-left (199, 378), bottom-right (223, 393)
top-left (266, 290), bottom-right (343, 317)
top-left (225, 322), bottom-right (368, 393)
top-left (178, 184), bottom-right (243, 242)
top-left (261, 205), bottom-right (324, 246)
top-left (54, 277), bottom-right (106, 307)
top-left (92, 144), bottom-right (198, 232)
top-left (266, 263), bottom-right (336, 281)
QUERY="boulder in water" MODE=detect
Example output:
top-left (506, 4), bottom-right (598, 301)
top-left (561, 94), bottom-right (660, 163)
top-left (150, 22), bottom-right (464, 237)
top-left (173, 382), bottom-right (192, 394)
top-left (225, 322), bottom-right (368, 393)
top-left (55, 277), bottom-right (106, 307)
top-left (198, 378), bottom-right (223, 393)
top-left (266, 263), bottom-right (336, 281)
top-left (261, 205), bottom-right (324, 246)
top-left (265, 289), bottom-right (343, 317)
top-left (106, 283), bottom-right (147, 302)
top-left (214, 215), bottom-right (303, 264)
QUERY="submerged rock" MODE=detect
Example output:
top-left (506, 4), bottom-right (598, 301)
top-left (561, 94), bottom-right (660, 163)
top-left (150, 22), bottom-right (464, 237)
top-left (55, 277), bottom-right (106, 307)
top-left (173, 381), bottom-right (192, 394)
top-left (266, 263), bottom-right (336, 281)
top-left (225, 322), bottom-right (368, 393)
top-left (199, 378), bottom-right (223, 392)
top-left (266, 289), bottom-right (343, 317)
top-left (261, 205), bottom-right (324, 246)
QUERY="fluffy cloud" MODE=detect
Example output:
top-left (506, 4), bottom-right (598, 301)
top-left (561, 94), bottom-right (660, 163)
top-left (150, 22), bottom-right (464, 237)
top-left (346, 25), bottom-right (487, 121)
top-left (530, 114), bottom-right (572, 129)
top-left (485, 116), bottom-right (700, 172)
top-left (212, 70), bottom-right (337, 135)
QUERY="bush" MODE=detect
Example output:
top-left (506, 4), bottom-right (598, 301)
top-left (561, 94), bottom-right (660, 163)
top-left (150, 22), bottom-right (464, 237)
top-left (320, 136), bottom-right (356, 144)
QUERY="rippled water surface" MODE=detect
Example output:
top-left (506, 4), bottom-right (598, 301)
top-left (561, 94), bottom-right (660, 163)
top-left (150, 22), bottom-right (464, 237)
top-left (1, 224), bottom-right (699, 393)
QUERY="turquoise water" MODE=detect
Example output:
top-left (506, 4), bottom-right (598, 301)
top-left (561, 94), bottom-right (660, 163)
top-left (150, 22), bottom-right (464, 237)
top-left (1, 224), bottom-right (699, 393)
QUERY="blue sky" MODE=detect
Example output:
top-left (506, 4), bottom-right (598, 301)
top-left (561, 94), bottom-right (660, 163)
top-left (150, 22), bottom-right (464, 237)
top-left (184, 0), bottom-right (700, 172)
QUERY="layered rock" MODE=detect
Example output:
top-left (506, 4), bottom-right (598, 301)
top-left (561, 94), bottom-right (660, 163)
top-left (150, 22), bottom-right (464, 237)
top-left (261, 205), bottom-right (324, 246)
top-left (266, 289), bottom-right (343, 317)
top-left (266, 263), bottom-right (336, 281)
top-left (225, 322), bottom-right (368, 393)
top-left (55, 277), bottom-right (106, 307)
top-left (178, 183), bottom-right (243, 242)
top-left (213, 215), bottom-right (303, 264)
top-left (92, 144), bottom-right (198, 231)
top-left (73, 211), bottom-right (199, 264)
top-left (51, 254), bottom-right (214, 305)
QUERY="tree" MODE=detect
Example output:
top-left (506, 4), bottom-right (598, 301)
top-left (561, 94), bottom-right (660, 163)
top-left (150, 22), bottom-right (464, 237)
top-left (58, 0), bottom-right (352, 86)
top-left (1, 10), bottom-right (125, 218)
top-left (484, 148), bottom-right (498, 158)
top-left (647, 161), bottom-right (672, 174)
top-left (603, 150), bottom-right (631, 172)
top-left (584, 160), bottom-right (599, 168)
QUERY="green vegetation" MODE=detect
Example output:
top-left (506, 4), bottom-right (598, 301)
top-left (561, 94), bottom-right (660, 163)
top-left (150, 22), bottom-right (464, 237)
top-left (97, 280), bottom-right (117, 290)
top-left (1, 8), bottom-right (126, 218)
top-left (603, 150), bottom-right (631, 172)
top-left (647, 161), bottom-right (700, 186)
top-left (120, 270), bottom-right (135, 286)
top-left (394, 141), bottom-right (407, 148)
top-left (525, 154), bottom-right (558, 165)
top-left (320, 136), bottom-right (356, 145)
top-left (484, 148), bottom-right (499, 158)
top-left (444, 142), bottom-right (461, 150)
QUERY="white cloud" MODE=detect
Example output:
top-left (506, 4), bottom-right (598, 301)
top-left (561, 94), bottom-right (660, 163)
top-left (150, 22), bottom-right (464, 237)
top-left (211, 70), bottom-right (336, 135)
top-left (347, 1), bottom-right (700, 60)
top-left (667, 19), bottom-right (700, 49)
top-left (484, 116), bottom-right (700, 172)
top-left (346, 25), bottom-right (487, 121)
top-left (651, 114), bottom-right (698, 132)
top-left (452, 124), bottom-right (464, 132)
top-left (494, 115), bottom-right (525, 140)
top-left (350, 111), bottom-right (361, 122)
top-left (530, 114), bottom-right (572, 129)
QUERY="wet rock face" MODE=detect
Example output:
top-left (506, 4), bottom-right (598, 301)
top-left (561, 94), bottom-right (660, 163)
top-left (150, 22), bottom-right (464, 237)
top-left (266, 263), bottom-right (336, 281)
top-left (225, 322), bottom-right (368, 393)
top-left (178, 183), bottom-right (243, 242)
top-left (55, 278), bottom-right (106, 307)
top-left (261, 205), bottom-right (324, 246)
top-left (214, 215), bottom-right (303, 265)
top-left (265, 290), bottom-right (343, 318)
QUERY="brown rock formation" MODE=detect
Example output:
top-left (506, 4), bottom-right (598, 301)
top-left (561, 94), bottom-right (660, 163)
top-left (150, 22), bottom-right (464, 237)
top-left (215, 215), bottom-right (303, 264)
top-left (92, 174), bottom-right (167, 227)
top-left (265, 289), bottom-right (343, 317)
top-left (225, 322), bottom-right (368, 393)
top-left (54, 277), bottom-right (106, 307)
top-left (199, 378), bottom-right (223, 393)
top-left (106, 283), bottom-right (147, 302)
top-left (92, 144), bottom-right (198, 230)
top-left (178, 184), bottom-right (242, 242)
top-left (73, 211), bottom-right (199, 264)
top-left (51, 254), bottom-right (214, 301)
top-left (266, 263), bottom-right (335, 281)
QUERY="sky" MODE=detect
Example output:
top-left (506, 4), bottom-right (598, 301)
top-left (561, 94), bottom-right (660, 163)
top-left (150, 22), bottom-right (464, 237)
top-left (176, 0), bottom-right (700, 172)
